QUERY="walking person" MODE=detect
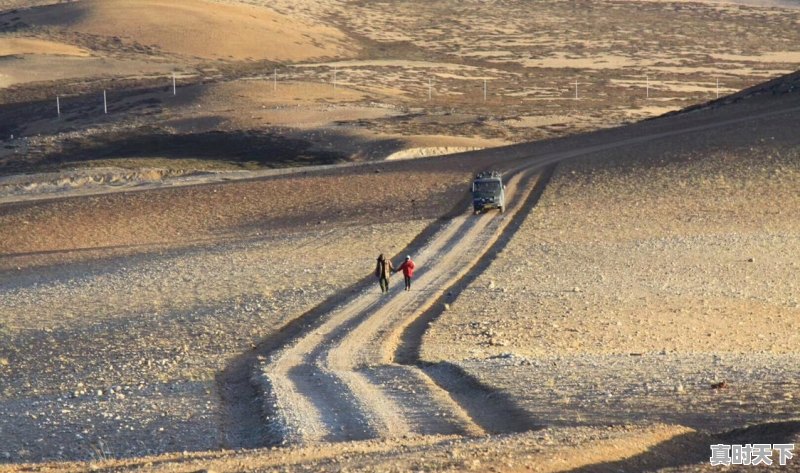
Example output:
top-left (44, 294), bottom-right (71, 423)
top-left (396, 255), bottom-right (416, 291)
top-left (375, 253), bottom-right (394, 294)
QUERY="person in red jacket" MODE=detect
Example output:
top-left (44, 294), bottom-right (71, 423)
top-left (395, 255), bottom-right (416, 291)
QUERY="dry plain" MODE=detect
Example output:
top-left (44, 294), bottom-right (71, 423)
top-left (1, 0), bottom-right (800, 472)
top-left (2, 0), bottom-right (800, 179)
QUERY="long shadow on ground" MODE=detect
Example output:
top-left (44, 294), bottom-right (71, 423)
top-left (564, 420), bottom-right (800, 473)
top-left (394, 164), bottom-right (557, 435)
top-left (218, 162), bottom-right (559, 447)
top-left (216, 212), bottom-right (466, 448)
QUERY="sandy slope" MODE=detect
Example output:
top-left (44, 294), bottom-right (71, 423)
top-left (0, 37), bottom-right (89, 57)
top-left (11, 0), bottom-right (355, 61)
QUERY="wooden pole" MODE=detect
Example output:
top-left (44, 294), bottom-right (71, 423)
top-left (428, 77), bottom-right (432, 101)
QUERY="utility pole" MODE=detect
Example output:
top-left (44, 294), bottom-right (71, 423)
top-left (483, 79), bottom-right (487, 102)
top-left (103, 90), bottom-right (108, 114)
top-left (574, 79), bottom-right (579, 100)
top-left (646, 76), bottom-right (650, 99)
top-left (56, 95), bottom-right (61, 118)
top-left (172, 73), bottom-right (176, 95)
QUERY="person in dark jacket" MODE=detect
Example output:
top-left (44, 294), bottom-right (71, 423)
top-left (395, 255), bottom-right (416, 291)
top-left (375, 254), bottom-right (394, 293)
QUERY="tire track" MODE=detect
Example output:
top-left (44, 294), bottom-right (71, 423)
top-left (228, 102), bottom-right (800, 447)
top-left (257, 166), bottom-right (543, 443)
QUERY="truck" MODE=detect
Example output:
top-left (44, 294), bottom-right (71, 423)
top-left (471, 171), bottom-right (505, 214)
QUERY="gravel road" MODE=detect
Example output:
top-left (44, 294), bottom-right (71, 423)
top-left (2, 72), bottom-right (799, 471)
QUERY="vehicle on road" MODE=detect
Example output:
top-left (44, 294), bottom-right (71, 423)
top-left (471, 171), bottom-right (505, 214)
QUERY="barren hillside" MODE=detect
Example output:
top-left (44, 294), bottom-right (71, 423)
top-left (1, 70), bottom-right (799, 471)
top-left (2, 1), bottom-right (800, 472)
top-left (11, 0), bottom-right (354, 62)
top-left (2, 0), bottom-right (800, 182)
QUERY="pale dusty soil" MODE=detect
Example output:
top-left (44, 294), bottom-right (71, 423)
top-left (0, 38), bottom-right (89, 57)
top-left (0, 75), bottom-right (799, 471)
top-left (6, 0), bottom-right (355, 62)
top-left (0, 218), bottom-right (431, 462)
top-left (420, 92), bottom-right (800, 448)
top-left (0, 145), bottom-right (519, 462)
top-left (424, 110), bottom-right (800, 360)
top-left (0, 56), bottom-right (176, 89)
top-left (0, 424), bottom-right (715, 473)
top-left (2, 2), bottom-right (800, 471)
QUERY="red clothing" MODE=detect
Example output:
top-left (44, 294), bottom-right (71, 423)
top-left (398, 259), bottom-right (415, 277)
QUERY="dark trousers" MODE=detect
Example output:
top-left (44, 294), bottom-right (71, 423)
top-left (379, 276), bottom-right (389, 293)
top-left (403, 275), bottom-right (411, 290)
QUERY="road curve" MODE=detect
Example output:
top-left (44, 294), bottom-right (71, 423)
top-left (242, 102), bottom-right (800, 446)
top-left (258, 164), bottom-right (543, 444)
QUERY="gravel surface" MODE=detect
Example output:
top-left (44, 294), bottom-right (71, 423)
top-left (422, 99), bottom-right (800, 450)
top-left (457, 353), bottom-right (799, 432)
top-left (0, 221), bottom-right (428, 462)
top-left (2, 70), bottom-right (800, 471)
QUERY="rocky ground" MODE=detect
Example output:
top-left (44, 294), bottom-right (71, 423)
top-left (0, 221), bottom-right (432, 462)
top-left (3, 0), bottom-right (800, 180)
top-left (0, 80), bottom-right (797, 472)
top-left (0, 138), bottom-right (533, 463)
top-left (421, 86), bottom-right (800, 445)
top-left (2, 1), bottom-right (800, 469)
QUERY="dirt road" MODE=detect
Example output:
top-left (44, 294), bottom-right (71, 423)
top-left (258, 166), bottom-right (543, 444)
top-left (237, 98), bottom-right (800, 447)
top-left (2, 77), bottom-right (798, 468)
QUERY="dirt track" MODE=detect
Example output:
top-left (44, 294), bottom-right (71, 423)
top-left (225, 95), bottom-right (800, 449)
top-left (2, 74), bottom-right (800, 470)
top-left (257, 168), bottom-right (542, 444)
